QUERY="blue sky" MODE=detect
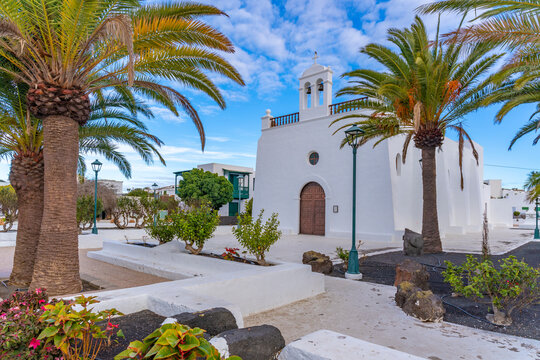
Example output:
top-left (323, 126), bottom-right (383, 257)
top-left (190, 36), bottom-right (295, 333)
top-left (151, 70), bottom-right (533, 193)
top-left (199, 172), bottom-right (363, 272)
top-left (0, 0), bottom-right (538, 190)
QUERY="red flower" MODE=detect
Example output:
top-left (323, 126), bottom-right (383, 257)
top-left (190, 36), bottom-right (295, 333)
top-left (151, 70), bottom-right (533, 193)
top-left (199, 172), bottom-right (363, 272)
top-left (38, 299), bottom-right (46, 304)
top-left (28, 338), bottom-right (40, 349)
top-left (106, 321), bottom-right (119, 331)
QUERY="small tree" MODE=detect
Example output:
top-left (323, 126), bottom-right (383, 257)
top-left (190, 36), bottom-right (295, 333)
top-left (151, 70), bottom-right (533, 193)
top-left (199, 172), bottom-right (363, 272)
top-left (177, 169), bottom-right (233, 210)
top-left (145, 217), bottom-right (176, 245)
top-left (0, 185), bottom-right (17, 231)
top-left (77, 195), bottom-right (103, 231)
top-left (443, 255), bottom-right (540, 326)
top-left (112, 197), bottom-right (135, 229)
top-left (233, 210), bottom-right (281, 266)
top-left (171, 204), bottom-right (219, 255)
top-left (127, 188), bottom-right (150, 197)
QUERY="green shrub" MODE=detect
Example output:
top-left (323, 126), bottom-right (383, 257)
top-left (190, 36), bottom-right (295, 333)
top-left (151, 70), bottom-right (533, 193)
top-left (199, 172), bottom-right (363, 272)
top-left (336, 246), bottom-right (349, 262)
top-left (145, 216), bottom-right (175, 244)
top-left (443, 255), bottom-right (540, 325)
top-left (77, 195), bottom-right (103, 231)
top-left (39, 295), bottom-right (123, 360)
top-left (171, 204), bottom-right (219, 255)
top-left (0, 185), bottom-right (17, 231)
top-left (177, 168), bottom-right (233, 210)
top-left (232, 210), bottom-right (281, 266)
top-left (243, 198), bottom-right (253, 216)
top-left (115, 323), bottom-right (240, 360)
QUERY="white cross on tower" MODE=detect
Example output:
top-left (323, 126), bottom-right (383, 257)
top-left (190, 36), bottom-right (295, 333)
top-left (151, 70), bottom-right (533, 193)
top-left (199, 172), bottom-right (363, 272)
top-left (312, 51), bottom-right (319, 64)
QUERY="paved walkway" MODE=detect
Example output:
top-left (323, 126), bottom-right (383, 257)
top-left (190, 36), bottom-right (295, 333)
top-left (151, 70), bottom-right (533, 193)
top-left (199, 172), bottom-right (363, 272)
top-left (245, 276), bottom-right (540, 360)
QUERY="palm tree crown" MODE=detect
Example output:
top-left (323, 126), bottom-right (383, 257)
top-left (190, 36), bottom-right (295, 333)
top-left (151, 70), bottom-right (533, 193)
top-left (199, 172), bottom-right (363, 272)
top-left (333, 16), bottom-right (501, 188)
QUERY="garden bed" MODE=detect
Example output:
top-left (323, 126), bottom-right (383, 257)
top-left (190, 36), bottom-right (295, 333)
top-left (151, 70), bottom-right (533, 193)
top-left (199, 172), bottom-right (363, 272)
top-left (330, 241), bottom-right (540, 340)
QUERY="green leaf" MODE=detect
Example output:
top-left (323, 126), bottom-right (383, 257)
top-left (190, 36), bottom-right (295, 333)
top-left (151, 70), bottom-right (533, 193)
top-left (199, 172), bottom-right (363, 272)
top-left (154, 346), bottom-right (178, 359)
top-left (38, 325), bottom-right (59, 339)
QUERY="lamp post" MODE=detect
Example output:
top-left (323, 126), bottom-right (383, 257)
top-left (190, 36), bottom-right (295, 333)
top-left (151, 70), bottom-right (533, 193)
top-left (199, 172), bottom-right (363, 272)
top-left (152, 183), bottom-right (158, 226)
top-left (344, 125), bottom-right (365, 280)
top-left (535, 198), bottom-right (540, 239)
top-left (91, 159), bottom-right (102, 234)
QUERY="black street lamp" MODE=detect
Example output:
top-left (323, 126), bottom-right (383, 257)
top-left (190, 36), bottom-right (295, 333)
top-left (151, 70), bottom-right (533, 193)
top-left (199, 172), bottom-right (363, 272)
top-left (91, 159), bottom-right (102, 234)
top-left (344, 125), bottom-right (365, 280)
top-left (152, 183), bottom-right (158, 226)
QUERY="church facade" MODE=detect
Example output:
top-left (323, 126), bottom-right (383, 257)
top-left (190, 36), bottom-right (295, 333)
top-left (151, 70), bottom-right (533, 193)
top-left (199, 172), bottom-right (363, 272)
top-left (253, 60), bottom-right (484, 242)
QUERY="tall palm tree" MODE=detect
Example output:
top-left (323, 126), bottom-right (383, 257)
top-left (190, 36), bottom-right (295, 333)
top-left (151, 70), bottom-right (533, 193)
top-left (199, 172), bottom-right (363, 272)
top-left (0, 1), bottom-right (244, 294)
top-left (0, 76), bottom-right (164, 287)
top-left (524, 171), bottom-right (540, 201)
top-left (332, 17), bottom-right (501, 253)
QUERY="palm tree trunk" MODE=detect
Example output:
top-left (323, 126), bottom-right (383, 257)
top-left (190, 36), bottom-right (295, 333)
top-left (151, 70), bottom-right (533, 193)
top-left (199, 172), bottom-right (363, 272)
top-left (421, 147), bottom-right (442, 253)
top-left (30, 116), bottom-right (82, 295)
top-left (8, 152), bottom-right (44, 287)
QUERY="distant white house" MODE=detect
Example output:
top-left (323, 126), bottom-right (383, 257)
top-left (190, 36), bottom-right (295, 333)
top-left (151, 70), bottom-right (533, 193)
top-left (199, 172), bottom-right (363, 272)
top-left (174, 163), bottom-right (255, 216)
top-left (155, 185), bottom-right (176, 197)
top-left (253, 58), bottom-right (485, 242)
top-left (484, 179), bottom-right (535, 228)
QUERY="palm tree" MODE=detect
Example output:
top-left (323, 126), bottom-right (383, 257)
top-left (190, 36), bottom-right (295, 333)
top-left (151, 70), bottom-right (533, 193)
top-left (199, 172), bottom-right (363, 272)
top-left (419, 1), bottom-right (540, 52)
top-left (420, 1), bottom-right (540, 133)
top-left (332, 17), bottom-right (501, 253)
top-left (524, 171), bottom-right (540, 201)
top-left (0, 1), bottom-right (244, 294)
top-left (0, 75), bottom-right (164, 287)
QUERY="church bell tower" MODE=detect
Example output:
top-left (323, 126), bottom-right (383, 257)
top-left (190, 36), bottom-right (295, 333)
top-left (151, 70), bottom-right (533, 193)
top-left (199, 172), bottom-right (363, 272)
top-left (299, 52), bottom-right (333, 121)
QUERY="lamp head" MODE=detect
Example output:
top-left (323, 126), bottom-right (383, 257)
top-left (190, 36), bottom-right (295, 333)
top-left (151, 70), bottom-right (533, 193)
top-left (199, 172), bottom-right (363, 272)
top-left (344, 125), bottom-right (364, 147)
top-left (91, 159), bottom-right (102, 173)
top-left (152, 183), bottom-right (158, 190)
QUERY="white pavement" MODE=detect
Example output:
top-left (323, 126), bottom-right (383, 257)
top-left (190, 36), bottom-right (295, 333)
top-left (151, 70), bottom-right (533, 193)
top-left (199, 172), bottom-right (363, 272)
top-left (246, 277), bottom-right (540, 360)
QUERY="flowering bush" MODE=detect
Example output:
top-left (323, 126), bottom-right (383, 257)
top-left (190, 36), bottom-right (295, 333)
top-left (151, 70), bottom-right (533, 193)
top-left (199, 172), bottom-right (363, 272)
top-left (38, 295), bottom-right (124, 360)
top-left (114, 323), bottom-right (241, 360)
top-left (232, 210), bottom-right (281, 266)
top-left (170, 204), bottom-right (220, 255)
top-left (443, 255), bottom-right (540, 325)
top-left (221, 247), bottom-right (240, 261)
top-left (0, 288), bottom-right (62, 359)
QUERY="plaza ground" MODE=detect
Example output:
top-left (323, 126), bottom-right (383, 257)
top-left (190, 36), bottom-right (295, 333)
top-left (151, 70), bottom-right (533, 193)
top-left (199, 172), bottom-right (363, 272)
top-left (1, 223), bottom-right (538, 359)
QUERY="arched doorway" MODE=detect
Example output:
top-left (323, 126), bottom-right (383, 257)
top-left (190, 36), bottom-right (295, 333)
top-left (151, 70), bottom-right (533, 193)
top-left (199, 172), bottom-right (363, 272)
top-left (300, 182), bottom-right (325, 235)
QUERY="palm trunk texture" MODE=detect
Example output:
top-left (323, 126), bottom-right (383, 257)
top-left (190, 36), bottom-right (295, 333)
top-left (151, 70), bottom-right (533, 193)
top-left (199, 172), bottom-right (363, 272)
top-left (30, 116), bottom-right (82, 294)
top-left (421, 147), bottom-right (442, 253)
top-left (8, 152), bottom-right (44, 287)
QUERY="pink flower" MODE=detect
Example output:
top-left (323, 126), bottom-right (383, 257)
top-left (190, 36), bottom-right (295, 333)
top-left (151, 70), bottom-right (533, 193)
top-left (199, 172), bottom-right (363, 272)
top-left (106, 321), bottom-right (119, 331)
top-left (28, 338), bottom-right (40, 349)
top-left (38, 299), bottom-right (46, 304)
top-left (35, 288), bottom-right (43, 294)
top-left (0, 313), bottom-right (6, 319)
top-left (40, 306), bottom-right (47, 311)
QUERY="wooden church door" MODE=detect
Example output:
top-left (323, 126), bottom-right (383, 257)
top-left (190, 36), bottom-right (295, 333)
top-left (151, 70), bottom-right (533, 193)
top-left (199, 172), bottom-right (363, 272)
top-left (300, 182), bottom-right (325, 235)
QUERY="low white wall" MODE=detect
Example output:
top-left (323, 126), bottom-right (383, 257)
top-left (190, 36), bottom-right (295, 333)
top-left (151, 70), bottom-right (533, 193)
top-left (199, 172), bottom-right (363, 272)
top-left (87, 241), bottom-right (325, 323)
top-left (278, 330), bottom-right (426, 360)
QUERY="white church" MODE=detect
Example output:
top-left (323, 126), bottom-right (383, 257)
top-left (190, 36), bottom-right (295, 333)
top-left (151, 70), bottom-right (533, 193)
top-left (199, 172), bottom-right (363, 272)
top-left (252, 58), bottom-right (486, 242)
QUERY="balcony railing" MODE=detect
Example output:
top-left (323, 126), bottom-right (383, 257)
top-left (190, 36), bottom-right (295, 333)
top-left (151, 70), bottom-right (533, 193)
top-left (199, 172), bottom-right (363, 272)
top-left (270, 112), bottom-right (299, 127)
top-left (328, 97), bottom-right (367, 115)
top-left (233, 186), bottom-right (249, 199)
top-left (269, 98), bottom-right (367, 128)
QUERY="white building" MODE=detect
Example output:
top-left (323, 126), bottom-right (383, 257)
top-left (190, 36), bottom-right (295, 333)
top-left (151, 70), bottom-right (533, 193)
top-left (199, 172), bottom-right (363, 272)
top-left (253, 59), bottom-right (485, 242)
top-left (484, 179), bottom-right (535, 228)
top-left (174, 163), bottom-right (255, 217)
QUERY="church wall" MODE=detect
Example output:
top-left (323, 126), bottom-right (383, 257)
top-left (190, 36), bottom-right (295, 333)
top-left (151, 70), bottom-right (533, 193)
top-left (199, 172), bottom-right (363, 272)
top-left (254, 113), bottom-right (397, 242)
